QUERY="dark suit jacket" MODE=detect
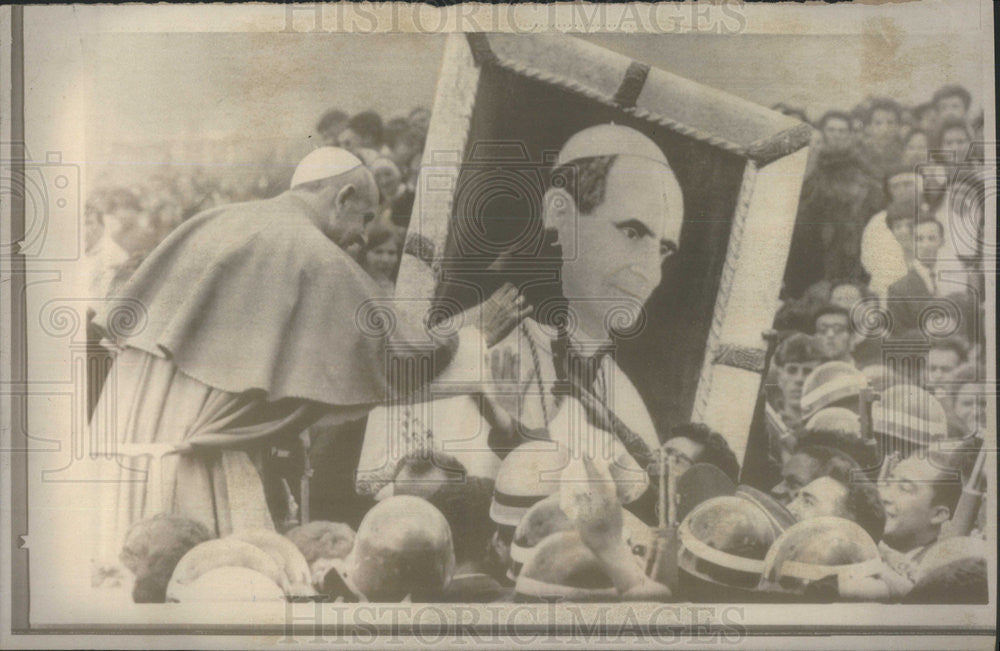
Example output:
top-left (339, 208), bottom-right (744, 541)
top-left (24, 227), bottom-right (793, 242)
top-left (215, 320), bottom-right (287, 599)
top-left (887, 269), bottom-right (933, 336)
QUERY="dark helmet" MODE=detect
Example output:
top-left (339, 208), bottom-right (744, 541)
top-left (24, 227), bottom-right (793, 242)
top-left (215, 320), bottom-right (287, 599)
top-left (677, 493), bottom-right (792, 602)
top-left (675, 463), bottom-right (737, 523)
top-left (758, 516), bottom-right (880, 601)
top-left (514, 530), bottom-right (619, 602)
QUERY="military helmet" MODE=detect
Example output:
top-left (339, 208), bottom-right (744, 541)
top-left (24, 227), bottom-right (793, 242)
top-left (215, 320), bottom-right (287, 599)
top-left (514, 530), bottom-right (619, 602)
top-left (872, 384), bottom-right (948, 452)
top-left (860, 364), bottom-right (898, 393)
top-left (800, 361), bottom-right (867, 419)
top-left (758, 516), bottom-right (881, 601)
top-left (677, 493), bottom-right (792, 602)
top-left (346, 495), bottom-right (455, 602)
top-left (805, 407), bottom-right (862, 437)
top-left (490, 440), bottom-right (570, 527)
top-left (166, 566), bottom-right (286, 603)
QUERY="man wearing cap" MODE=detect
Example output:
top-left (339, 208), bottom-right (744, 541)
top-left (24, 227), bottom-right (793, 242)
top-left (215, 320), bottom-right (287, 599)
top-left (479, 124), bottom-right (683, 475)
top-left (88, 147), bottom-right (525, 581)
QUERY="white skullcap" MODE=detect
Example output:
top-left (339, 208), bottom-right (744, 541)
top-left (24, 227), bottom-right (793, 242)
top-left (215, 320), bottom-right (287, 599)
top-left (556, 124), bottom-right (670, 167)
top-left (291, 147), bottom-right (364, 189)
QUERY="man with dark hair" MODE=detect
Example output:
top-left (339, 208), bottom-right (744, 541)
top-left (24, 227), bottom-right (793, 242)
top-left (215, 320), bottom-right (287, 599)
top-left (887, 217), bottom-right (950, 335)
top-left (812, 304), bottom-right (855, 364)
top-left (316, 109), bottom-right (349, 147)
top-left (858, 98), bottom-right (904, 182)
top-left (663, 422), bottom-right (740, 484)
top-left (926, 335), bottom-right (969, 394)
top-left (770, 440), bottom-right (859, 505)
top-left (337, 111), bottom-right (385, 159)
top-left (877, 450), bottom-right (964, 586)
top-left (787, 460), bottom-right (886, 541)
top-left (931, 84), bottom-right (972, 124)
top-left (784, 117), bottom-right (883, 295)
top-left (818, 110), bottom-right (854, 154)
top-left (933, 118), bottom-right (973, 163)
top-left (767, 333), bottom-right (824, 465)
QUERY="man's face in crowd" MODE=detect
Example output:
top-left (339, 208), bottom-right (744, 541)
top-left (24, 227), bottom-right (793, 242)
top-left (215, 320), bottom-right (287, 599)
top-left (879, 455), bottom-right (951, 552)
top-left (822, 117), bottom-right (853, 153)
top-left (558, 156), bottom-right (683, 341)
top-left (941, 127), bottom-right (971, 161)
top-left (830, 284), bottom-right (863, 311)
top-left (917, 108), bottom-right (938, 134)
top-left (915, 221), bottom-right (943, 263)
top-left (336, 128), bottom-right (365, 155)
top-left (889, 218), bottom-right (915, 255)
top-left (926, 348), bottom-right (960, 390)
top-left (953, 383), bottom-right (984, 433)
top-left (771, 452), bottom-right (823, 505)
top-left (936, 96), bottom-right (968, 123)
top-left (663, 436), bottom-right (704, 478)
top-left (815, 313), bottom-right (852, 361)
top-left (788, 475), bottom-right (849, 523)
top-left (777, 359), bottom-right (819, 414)
top-left (867, 109), bottom-right (899, 143)
top-left (365, 239), bottom-right (400, 280)
top-left (887, 173), bottom-right (917, 204)
top-left (902, 132), bottom-right (929, 166)
top-left (373, 166), bottom-right (401, 200)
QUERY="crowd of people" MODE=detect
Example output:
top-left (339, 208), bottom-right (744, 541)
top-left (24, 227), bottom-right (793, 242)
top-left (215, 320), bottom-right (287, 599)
top-left (87, 85), bottom-right (989, 608)
top-left (84, 106), bottom-right (428, 301)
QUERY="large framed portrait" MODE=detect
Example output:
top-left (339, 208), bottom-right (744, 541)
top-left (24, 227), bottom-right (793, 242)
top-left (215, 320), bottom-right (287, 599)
top-left (357, 32), bottom-right (812, 492)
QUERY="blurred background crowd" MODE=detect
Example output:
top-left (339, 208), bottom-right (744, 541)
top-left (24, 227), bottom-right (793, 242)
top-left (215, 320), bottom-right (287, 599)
top-left (85, 105), bottom-right (429, 300)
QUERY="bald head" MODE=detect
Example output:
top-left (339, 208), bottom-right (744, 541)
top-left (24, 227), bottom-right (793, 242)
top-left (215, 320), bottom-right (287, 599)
top-left (291, 148), bottom-right (379, 248)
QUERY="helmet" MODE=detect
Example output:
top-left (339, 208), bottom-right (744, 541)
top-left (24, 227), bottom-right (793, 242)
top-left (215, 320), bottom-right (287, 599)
top-left (346, 495), bottom-right (455, 602)
top-left (490, 440), bottom-right (570, 527)
top-left (510, 493), bottom-right (653, 581)
top-left (915, 536), bottom-right (990, 584)
top-left (759, 517), bottom-right (881, 601)
top-left (872, 384), bottom-right (948, 453)
top-left (166, 566), bottom-right (285, 603)
top-left (677, 494), bottom-right (791, 602)
top-left (860, 364), bottom-right (898, 393)
top-left (509, 494), bottom-right (572, 580)
top-left (514, 530), bottom-right (619, 602)
top-left (284, 520), bottom-right (356, 566)
top-left (800, 361), bottom-right (867, 419)
top-left (805, 407), bottom-right (862, 437)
